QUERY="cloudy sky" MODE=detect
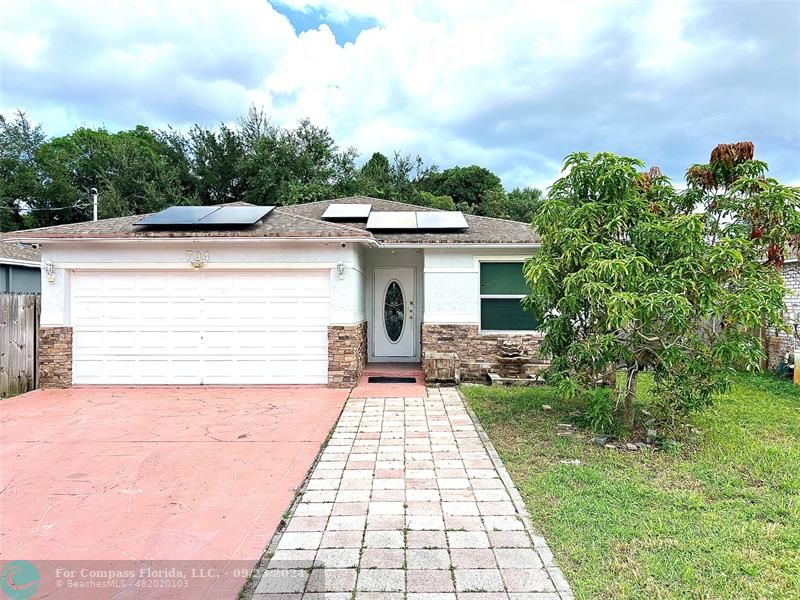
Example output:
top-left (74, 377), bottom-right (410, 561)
top-left (1, 0), bottom-right (798, 189)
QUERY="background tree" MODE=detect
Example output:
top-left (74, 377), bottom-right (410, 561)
top-left (0, 111), bottom-right (44, 231)
top-left (415, 190), bottom-right (456, 210)
top-left (30, 126), bottom-right (191, 227)
top-left (0, 106), bottom-right (545, 230)
top-left (480, 186), bottom-right (543, 222)
top-left (525, 147), bottom-right (800, 433)
top-left (358, 152), bottom-right (393, 197)
top-left (188, 122), bottom-right (244, 205)
top-left (420, 165), bottom-right (503, 211)
top-left (236, 115), bottom-right (358, 205)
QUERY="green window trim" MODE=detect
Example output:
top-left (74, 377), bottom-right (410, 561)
top-left (479, 261), bottom-right (538, 332)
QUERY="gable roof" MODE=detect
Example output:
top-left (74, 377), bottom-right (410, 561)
top-left (0, 239), bottom-right (41, 266)
top-left (3, 197), bottom-right (539, 246)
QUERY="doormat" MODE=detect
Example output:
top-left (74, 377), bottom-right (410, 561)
top-left (367, 376), bottom-right (417, 384)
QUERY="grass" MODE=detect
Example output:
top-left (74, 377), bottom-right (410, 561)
top-left (461, 373), bottom-right (800, 600)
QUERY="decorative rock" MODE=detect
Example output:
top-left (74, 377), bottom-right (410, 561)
top-left (636, 442), bottom-right (649, 451)
top-left (496, 339), bottom-right (529, 378)
top-left (591, 436), bottom-right (608, 447)
top-left (486, 373), bottom-right (543, 387)
top-left (646, 429), bottom-right (657, 444)
top-left (625, 443), bottom-right (638, 451)
top-left (542, 404), bottom-right (552, 411)
top-left (604, 444), bottom-right (617, 449)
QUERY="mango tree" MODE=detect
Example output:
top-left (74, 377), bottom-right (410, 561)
top-left (525, 145), bottom-right (800, 432)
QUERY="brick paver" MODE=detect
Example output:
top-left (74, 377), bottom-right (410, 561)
top-left (252, 387), bottom-right (572, 599)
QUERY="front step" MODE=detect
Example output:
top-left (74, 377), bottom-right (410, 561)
top-left (351, 363), bottom-right (427, 397)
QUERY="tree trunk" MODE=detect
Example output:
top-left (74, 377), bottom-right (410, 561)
top-left (624, 366), bottom-right (638, 431)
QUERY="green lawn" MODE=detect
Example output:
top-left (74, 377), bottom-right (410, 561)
top-left (462, 374), bottom-right (800, 600)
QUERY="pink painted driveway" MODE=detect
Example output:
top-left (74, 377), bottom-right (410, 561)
top-left (0, 386), bottom-right (348, 598)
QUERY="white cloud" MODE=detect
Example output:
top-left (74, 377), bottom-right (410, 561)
top-left (1, 0), bottom-right (798, 190)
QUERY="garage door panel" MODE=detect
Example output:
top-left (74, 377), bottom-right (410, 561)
top-left (203, 299), bottom-right (267, 322)
top-left (202, 359), bottom-right (266, 383)
top-left (73, 330), bottom-right (104, 353)
top-left (73, 359), bottom-right (103, 380)
top-left (72, 302), bottom-right (104, 323)
top-left (104, 273), bottom-right (139, 295)
top-left (104, 359), bottom-right (140, 380)
top-left (268, 359), bottom-right (327, 383)
top-left (137, 330), bottom-right (182, 350)
top-left (71, 270), bottom-right (330, 384)
top-left (270, 299), bottom-right (329, 324)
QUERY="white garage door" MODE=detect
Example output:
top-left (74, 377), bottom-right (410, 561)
top-left (71, 270), bottom-right (330, 384)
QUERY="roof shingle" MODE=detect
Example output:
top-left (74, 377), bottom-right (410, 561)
top-left (4, 197), bottom-right (539, 245)
top-left (0, 239), bottom-right (41, 264)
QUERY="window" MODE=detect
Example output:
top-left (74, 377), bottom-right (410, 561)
top-left (479, 261), bottom-right (538, 331)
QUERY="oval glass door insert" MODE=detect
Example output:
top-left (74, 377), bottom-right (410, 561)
top-left (383, 280), bottom-right (405, 342)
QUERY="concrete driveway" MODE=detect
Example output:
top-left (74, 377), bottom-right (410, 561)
top-left (0, 386), bottom-right (348, 598)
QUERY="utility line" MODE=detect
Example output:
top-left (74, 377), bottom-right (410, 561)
top-left (0, 202), bottom-right (89, 212)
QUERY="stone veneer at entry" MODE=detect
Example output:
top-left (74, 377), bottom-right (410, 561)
top-left (422, 323), bottom-right (546, 382)
top-left (38, 326), bottom-right (73, 388)
top-left (328, 321), bottom-right (368, 387)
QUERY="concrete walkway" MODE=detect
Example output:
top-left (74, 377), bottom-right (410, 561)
top-left (252, 387), bottom-right (572, 599)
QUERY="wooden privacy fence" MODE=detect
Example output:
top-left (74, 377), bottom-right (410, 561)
top-left (0, 293), bottom-right (40, 398)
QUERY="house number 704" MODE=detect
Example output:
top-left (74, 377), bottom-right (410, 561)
top-left (186, 250), bottom-right (210, 263)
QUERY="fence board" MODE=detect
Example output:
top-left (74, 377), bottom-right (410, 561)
top-left (0, 293), bottom-right (41, 398)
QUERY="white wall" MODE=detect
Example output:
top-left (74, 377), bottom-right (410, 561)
top-left (38, 240), bottom-right (537, 339)
top-left (423, 248), bottom-right (535, 325)
top-left (39, 240), bottom-right (368, 327)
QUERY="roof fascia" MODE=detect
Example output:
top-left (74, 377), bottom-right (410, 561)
top-left (4, 236), bottom-right (378, 246)
top-left (0, 258), bottom-right (41, 267)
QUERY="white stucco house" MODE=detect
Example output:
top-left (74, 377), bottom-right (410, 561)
top-left (6, 197), bottom-right (545, 387)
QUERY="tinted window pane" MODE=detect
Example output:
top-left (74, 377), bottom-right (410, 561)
top-left (480, 262), bottom-right (529, 295)
top-left (480, 298), bottom-right (538, 331)
top-left (384, 281), bottom-right (405, 342)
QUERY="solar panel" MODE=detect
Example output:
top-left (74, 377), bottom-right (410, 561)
top-left (322, 204), bottom-right (372, 220)
top-left (195, 205), bottom-right (274, 225)
top-left (416, 211), bottom-right (469, 230)
top-left (137, 206), bottom-right (218, 226)
top-left (137, 205), bottom-right (274, 227)
top-left (366, 211), bottom-right (418, 230)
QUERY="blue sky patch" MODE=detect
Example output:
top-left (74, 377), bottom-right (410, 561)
top-left (271, 1), bottom-right (379, 45)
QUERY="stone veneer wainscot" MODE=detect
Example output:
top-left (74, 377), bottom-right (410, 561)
top-left (328, 321), bottom-right (368, 387)
top-left (421, 323), bottom-right (547, 382)
top-left (38, 326), bottom-right (73, 388)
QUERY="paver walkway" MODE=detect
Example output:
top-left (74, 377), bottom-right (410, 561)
top-left (252, 387), bottom-right (572, 599)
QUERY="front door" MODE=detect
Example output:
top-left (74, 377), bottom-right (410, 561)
top-left (373, 267), bottom-right (416, 358)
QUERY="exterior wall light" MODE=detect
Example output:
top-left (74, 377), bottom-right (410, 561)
top-left (45, 261), bottom-right (56, 283)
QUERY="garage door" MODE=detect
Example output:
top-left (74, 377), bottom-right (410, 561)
top-left (71, 270), bottom-right (330, 384)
